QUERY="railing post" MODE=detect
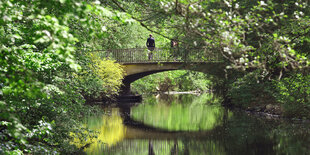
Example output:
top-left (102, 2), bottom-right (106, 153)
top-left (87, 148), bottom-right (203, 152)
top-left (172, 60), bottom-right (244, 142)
top-left (130, 49), bottom-right (133, 63)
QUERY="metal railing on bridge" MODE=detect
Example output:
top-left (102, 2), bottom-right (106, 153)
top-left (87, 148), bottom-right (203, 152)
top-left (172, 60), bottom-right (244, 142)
top-left (93, 48), bottom-right (222, 63)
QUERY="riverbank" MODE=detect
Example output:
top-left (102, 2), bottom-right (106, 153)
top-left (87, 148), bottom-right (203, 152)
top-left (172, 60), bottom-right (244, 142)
top-left (226, 72), bottom-right (310, 120)
top-left (224, 95), bottom-right (310, 121)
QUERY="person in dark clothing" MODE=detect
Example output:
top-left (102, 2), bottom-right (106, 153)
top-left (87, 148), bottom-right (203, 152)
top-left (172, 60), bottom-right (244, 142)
top-left (146, 34), bottom-right (155, 60)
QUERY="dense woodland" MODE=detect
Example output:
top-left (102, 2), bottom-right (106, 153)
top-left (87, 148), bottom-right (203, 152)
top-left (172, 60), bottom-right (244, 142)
top-left (1, 0), bottom-right (309, 154)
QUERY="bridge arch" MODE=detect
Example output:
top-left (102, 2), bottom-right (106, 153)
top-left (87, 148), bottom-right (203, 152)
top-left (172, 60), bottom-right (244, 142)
top-left (121, 62), bottom-right (226, 95)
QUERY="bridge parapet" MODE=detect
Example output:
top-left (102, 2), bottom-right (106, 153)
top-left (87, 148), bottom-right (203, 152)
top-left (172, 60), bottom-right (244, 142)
top-left (93, 48), bottom-right (223, 63)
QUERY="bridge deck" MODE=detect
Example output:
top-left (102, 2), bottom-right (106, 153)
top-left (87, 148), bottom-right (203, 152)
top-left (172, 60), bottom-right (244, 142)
top-left (93, 48), bottom-right (223, 63)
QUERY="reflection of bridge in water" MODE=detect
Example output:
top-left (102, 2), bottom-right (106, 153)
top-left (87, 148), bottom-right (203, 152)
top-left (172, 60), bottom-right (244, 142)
top-left (94, 48), bottom-right (226, 96)
top-left (103, 130), bottom-right (226, 155)
top-left (96, 106), bottom-right (230, 155)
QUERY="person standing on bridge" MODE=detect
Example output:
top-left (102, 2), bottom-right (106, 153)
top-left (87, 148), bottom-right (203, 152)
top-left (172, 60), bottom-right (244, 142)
top-left (170, 39), bottom-right (179, 61)
top-left (146, 34), bottom-right (155, 60)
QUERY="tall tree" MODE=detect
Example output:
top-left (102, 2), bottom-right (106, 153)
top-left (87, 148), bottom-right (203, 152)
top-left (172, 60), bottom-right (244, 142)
top-left (108, 0), bottom-right (310, 79)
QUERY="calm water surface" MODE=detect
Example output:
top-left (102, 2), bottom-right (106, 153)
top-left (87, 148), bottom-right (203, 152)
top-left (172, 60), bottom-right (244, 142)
top-left (77, 94), bottom-right (310, 155)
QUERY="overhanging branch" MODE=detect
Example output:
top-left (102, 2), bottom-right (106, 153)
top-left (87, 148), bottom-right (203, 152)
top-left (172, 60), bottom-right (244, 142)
top-left (111, 0), bottom-right (173, 40)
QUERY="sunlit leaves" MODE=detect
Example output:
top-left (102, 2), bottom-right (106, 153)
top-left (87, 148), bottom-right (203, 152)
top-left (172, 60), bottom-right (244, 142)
top-left (0, 0), bottom-right (122, 153)
top-left (274, 74), bottom-right (310, 118)
top-left (88, 52), bottom-right (124, 96)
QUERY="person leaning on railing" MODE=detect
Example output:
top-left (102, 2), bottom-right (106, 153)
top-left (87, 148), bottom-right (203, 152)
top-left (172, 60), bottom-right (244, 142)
top-left (146, 34), bottom-right (155, 60)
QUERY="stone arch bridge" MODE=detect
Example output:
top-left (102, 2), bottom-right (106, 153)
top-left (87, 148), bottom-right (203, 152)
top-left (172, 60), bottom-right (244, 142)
top-left (95, 48), bottom-right (226, 96)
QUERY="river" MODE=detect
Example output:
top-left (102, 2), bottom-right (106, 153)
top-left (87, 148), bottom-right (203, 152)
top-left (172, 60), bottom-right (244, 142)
top-left (74, 93), bottom-right (310, 155)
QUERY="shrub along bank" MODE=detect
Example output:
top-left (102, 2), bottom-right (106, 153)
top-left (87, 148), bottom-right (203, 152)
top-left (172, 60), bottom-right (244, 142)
top-left (227, 72), bottom-right (310, 119)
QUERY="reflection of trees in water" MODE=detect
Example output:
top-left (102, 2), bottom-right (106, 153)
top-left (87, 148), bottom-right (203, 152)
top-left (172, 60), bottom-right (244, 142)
top-left (98, 139), bottom-right (226, 155)
top-left (72, 108), bottom-right (127, 154)
top-left (155, 94), bottom-right (195, 105)
top-left (129, 105), bottom-right (307, 155)
top-left (77, 95), bottom-right (310, 155)
top-left (216, 112), bottom-right (277, 155)
top-left (155, 93), bottom-right (223, 106)
top-left (85, 114), bottom-right (310, 155)
top-left (156, 94), bottom-right (175, 104)
top-left (131, 101), bottom-right (232, 131)
top-left (270, 123), bottom-right (310, 155)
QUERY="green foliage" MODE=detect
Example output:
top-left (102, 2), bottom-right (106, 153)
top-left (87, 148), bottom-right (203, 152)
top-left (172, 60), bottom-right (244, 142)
top-left (273, 73), bottom-right (310, 118)
top-left (103, 21), bottom-right (170, 49)
top-left (132, 70), bottom-right (212, 94)
top-left (228, 71), bottom-right (310, 119)
top-left (227, 71), bottom-right (276, 108)
top-left (112, 0), bottom-right (309, 76)
top-left (270, 124), bottom-right (310, 155)
top-left (72, 50), bottom-right (125, 102)
top-left (0, 0), bottom-right (126, 154)
top-left (89, 52), bottom-right (125, 97)
top-left (110, 0), bottom-right (310, 118)
top-left (1, 0), bottom-right (310, 153)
